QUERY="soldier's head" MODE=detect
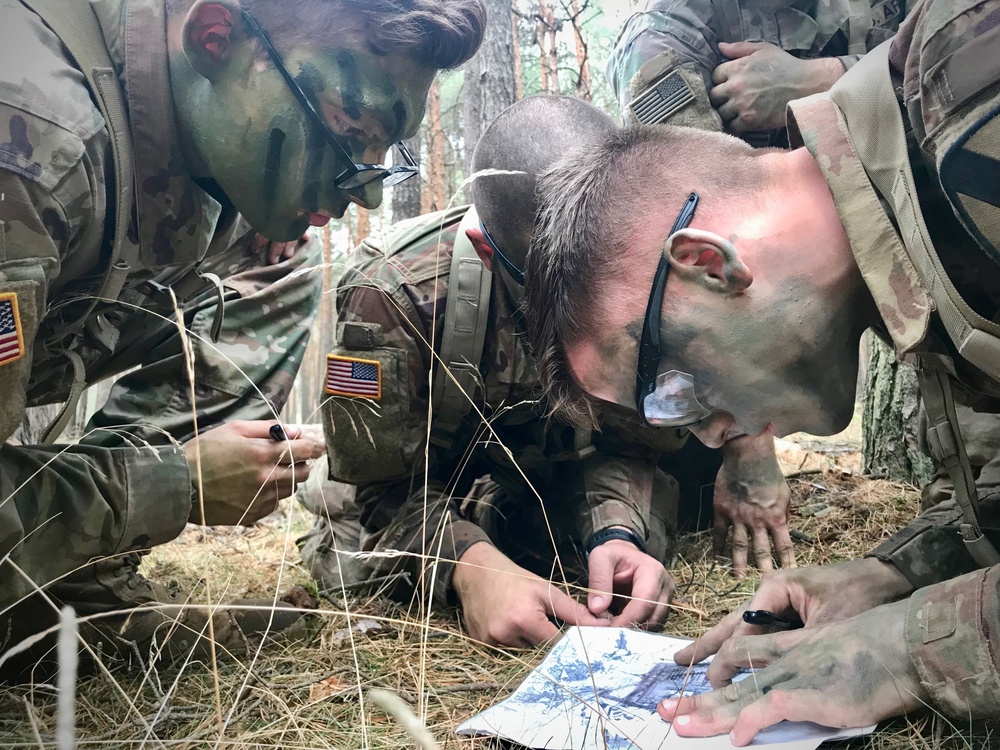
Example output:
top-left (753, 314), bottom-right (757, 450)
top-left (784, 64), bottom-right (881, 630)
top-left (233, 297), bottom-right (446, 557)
top-left (464, 95), bottom-right (616, 301)
top-left (524, 124), bottom-right (877, 446)
top-left (165, 0), bottom-right (485, 240)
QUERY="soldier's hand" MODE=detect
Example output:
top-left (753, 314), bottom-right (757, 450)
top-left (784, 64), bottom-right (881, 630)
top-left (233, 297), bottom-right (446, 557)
top-left (587, 535), bottom-right (674, 629)
top-left (251, 231), bottom-right (312, 265)
top-left (183, 420), bottom-right (326, 526)
top-left (453, 542), bottom-right (607, 648)
top-left (673, 558), bottom-right (915, 671)
top-left (659, 599), bottom-right (926, 745)
top-left (710, 42), bottom-right (845, 133)
top-left (713, 432), bottom-right (794, 577)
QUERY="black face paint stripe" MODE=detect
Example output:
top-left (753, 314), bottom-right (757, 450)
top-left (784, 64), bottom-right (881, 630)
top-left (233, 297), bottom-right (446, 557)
top-left (263, 127), bottom-right (287, 219)
top-left (335, 51), bottom-right (363, 121)
top-left (392, 100), bottom-right (407, 135)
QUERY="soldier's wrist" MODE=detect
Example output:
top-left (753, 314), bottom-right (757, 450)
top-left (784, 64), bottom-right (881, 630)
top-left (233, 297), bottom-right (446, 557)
top-left (585, 526), bottom-right (647, 557)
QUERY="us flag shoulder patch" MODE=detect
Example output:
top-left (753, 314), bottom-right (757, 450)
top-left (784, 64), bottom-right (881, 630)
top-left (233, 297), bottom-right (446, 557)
top-left (0, 293), bottom-right (25, 367)
top-left (326, 354), bottom-right (381, 399)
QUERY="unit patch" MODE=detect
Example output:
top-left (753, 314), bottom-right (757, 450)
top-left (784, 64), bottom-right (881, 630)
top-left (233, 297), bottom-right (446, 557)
top-left (326, 354), bottom-right (381, 399)
top-left (0, 293), bottom-right (25, 367)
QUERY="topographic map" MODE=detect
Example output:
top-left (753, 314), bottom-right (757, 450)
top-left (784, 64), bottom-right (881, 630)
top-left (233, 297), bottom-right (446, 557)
top-left (457, 627), bottom-right (875, 750)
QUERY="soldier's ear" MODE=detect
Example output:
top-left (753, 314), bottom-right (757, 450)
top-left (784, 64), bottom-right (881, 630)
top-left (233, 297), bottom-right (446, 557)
top-left (182, 1), bottom-right (250, 81)
top-left (664, 228), bottom-right (752, 293)
top-left (465, 228), bottom-right (494, 272)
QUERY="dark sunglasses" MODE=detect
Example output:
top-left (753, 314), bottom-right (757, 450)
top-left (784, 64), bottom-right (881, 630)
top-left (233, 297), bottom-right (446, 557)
top-left (241, 10), bottom-right (418, 190)
top-left (634, 191), bottom-right (699, 426)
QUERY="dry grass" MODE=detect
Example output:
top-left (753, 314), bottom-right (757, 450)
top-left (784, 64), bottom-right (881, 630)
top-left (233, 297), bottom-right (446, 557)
top-left (0, 465), bottom-right (997, 749)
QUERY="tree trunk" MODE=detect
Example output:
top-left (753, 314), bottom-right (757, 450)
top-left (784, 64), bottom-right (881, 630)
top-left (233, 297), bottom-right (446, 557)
top-left (538, 0), bottom-right (560, 94)
top-left (422, 80), bottom-right (448, 214)
top-left (862, 335), bottom-right (934, 485)
top-left (391, 136), bottom-right (422, 222)
top-left (569, 0), bottom-right (591, 101)
top-left (512, 10), bottom-right (524, 101)
top-left (462, 0), bottom-right (517, 179)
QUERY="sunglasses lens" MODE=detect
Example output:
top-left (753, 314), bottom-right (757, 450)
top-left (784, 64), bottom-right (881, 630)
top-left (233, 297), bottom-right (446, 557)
top-left (336, 169), bottom-right (384, 190)
top-left (642, 370), bottom-right (710, 427)
top-left (383, 168), bottom-right (418, 187)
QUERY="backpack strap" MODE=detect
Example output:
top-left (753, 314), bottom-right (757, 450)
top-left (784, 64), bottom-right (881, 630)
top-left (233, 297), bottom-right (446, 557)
top-left (708, 0), bottom-right (742, 45)
top-left (918, 366), bottom-right (1000, 566)
top-left (430, 207), bottom-right (493, 451)
top-left (829, 41), bottom-right (1000, 566)
top-left (846, 0), bottom-right (874, 55)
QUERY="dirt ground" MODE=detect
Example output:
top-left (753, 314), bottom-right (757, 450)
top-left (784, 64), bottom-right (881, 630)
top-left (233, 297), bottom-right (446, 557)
top-left (1, 430), bottom-right (997, 749)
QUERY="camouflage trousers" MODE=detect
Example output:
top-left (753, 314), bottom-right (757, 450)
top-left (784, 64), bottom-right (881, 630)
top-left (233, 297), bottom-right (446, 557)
top-left (294, 449), bottom-right (723, 598)
top-left (0, 242), bottom-right (322, 682)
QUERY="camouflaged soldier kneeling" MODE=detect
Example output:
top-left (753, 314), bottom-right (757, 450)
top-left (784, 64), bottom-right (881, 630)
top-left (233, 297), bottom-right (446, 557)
top-left (298, 96), bottom-right (794, 649)
top-left (0, 0), bottom-right (486, 681)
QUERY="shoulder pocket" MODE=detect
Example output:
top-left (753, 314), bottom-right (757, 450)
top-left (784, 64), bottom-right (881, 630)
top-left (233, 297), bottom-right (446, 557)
top-left (323, 346), bottom-right (411, 484)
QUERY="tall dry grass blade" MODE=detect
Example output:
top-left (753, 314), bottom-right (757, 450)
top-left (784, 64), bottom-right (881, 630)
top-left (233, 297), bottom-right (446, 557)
top-left (369, 688), bottom-right (440, 750)
top-left (56, 605), bottom-right (77, 750)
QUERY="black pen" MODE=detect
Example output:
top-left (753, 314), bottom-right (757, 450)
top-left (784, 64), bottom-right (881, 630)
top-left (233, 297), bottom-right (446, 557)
top-left (269, 423), bottom-right (288, 442)
top-left (742, 609), bottom-right (804, 630)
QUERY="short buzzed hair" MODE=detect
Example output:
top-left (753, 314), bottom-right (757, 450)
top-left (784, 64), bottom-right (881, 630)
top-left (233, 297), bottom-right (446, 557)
top-left (168, 0), bottom-right (486, 71)
top-left (524, 124), bottom-right (764, 428)
top-left (470, 95), bottom-right (616, 262)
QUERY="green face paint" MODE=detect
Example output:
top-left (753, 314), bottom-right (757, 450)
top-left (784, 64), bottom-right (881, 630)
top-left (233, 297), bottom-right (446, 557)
top-left (173, 36), bottom-right (434, 240)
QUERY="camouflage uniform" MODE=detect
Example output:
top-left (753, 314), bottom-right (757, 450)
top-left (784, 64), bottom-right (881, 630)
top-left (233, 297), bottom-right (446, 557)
top-left (786, 0), bottom-right (1000, 717)
top-left (301, 207), bottom-right (697, 606)
top-left (0, 0), bottom-right (319, 671)
top-left (608, 0), bottom-right (911, 139)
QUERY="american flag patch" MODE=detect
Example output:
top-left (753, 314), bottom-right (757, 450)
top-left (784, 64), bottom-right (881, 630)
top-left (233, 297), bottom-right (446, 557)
top-left (0, 293), bottom-right (25, 367)
top-left (326, 354), bottom-right (381, 399)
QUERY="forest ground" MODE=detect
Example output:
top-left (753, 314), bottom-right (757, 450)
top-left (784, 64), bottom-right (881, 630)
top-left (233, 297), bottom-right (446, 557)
top-left (1, 429), bottom-right (998, 749)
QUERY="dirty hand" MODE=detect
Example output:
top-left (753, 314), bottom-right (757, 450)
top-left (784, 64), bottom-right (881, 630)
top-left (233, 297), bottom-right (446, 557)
top-left (659, 599), bottom-right (927, 745)
top-left (454, 542), bottom-right (607, 648)
top-left (714, 432), bottom-right (794, 577)
top-left (252, 231), bottom-right (312, 265)
top-left (673, 558), bottom-right (915, 677)
top-left (710, 41), bottom-right (845, 133)
top-left (183, 420), bottom-right (326, 525)
top-left (587, 534), bottom-right (675, 628)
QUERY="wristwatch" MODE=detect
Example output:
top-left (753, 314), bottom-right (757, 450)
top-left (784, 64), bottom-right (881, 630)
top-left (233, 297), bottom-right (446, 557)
top-left (585, 526), bottom-right (648, 557)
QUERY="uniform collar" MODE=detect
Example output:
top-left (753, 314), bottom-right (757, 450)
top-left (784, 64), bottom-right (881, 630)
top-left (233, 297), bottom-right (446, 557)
top-left (91, 0), bottom-right (228, 269)
top-left (787, 92), bottom-right (931, 353)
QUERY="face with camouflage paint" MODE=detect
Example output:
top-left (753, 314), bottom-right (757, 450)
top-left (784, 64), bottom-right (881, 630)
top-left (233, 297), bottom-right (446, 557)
top-left (565, 156), bottom-right (877, 445)
top-left (168, 4), bottom-right (434, 241)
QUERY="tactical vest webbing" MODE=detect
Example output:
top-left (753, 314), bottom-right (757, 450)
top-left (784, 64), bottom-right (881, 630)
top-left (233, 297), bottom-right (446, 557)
top-left (429, 208), bottom-right (493, 450)
top-left (19, 0), bottom-right (136, 443)
top-left (829, 41), bottom-right (1000, 566)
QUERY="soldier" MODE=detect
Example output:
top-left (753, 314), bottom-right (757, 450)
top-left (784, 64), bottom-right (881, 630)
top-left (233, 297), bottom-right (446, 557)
top-left (0, 0), bottom-right (485, 680)
top-left (525, 0), bottom-right (1000, 736)
top-left (608, 0), bottom-right (911, 141)
top-left (300, 95), bottom-right (793, 648)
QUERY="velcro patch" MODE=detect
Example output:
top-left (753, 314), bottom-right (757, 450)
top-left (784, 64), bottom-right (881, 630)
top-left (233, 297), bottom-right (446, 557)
top-left (325, 354), bottom-right (381, 399)
top-left (0, 293), bottom-right (25, 367)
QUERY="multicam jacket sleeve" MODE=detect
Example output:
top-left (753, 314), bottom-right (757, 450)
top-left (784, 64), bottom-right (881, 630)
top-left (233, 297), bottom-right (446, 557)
top-left (0, 2), bottom-right (192, 609)
top-left (606, 0), bottom-right (907, 115)
top-left (867, 0), bottom-right (1000, 717)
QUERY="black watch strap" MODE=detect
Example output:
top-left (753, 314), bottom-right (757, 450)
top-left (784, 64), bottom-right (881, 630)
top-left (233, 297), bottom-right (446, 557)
top-left (585, 527), bottom-right (648, 557)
